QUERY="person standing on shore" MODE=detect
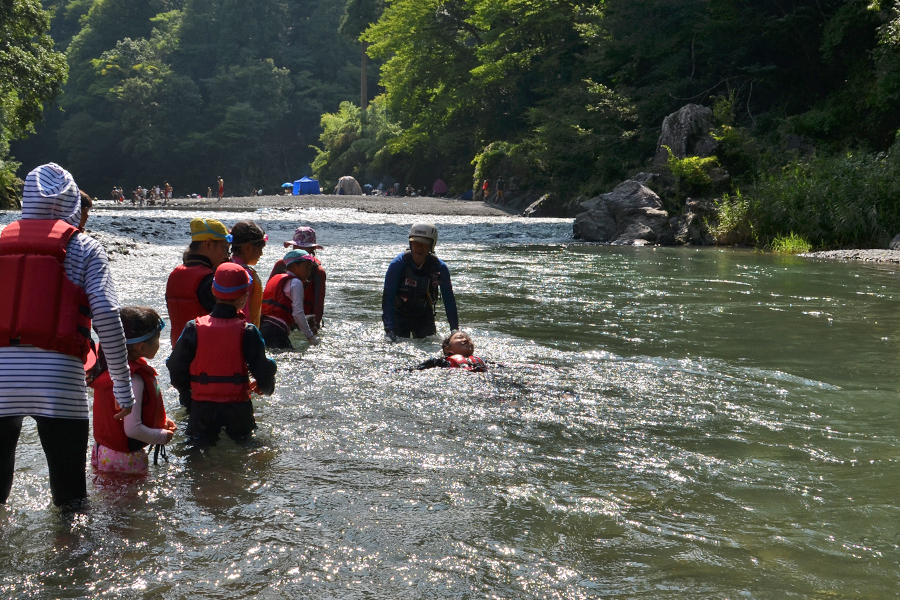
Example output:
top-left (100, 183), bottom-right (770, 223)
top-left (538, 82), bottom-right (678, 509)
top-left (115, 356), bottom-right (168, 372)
top-left (481, 178), bottom-right (490, 201)
top-left (382, 223), bottom-right (459, 340)
top-left (165, 218), bottom-right (232, 350)
top-left (495, 177), bottom-right (505, 203)
top-left (0, 163), bottom-right (135, 506)
top-left (217, 176), bottom-right (224, 202)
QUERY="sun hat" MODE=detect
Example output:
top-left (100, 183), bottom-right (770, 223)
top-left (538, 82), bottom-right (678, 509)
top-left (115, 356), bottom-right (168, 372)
top-left (283, 249), bottom-right (316, 267)
top-left (284, 226), bottom-right (323, 249)
top-left (212, 263), bottom-right (253, 300)
top-left (190, 218), bottom-right (232, 242)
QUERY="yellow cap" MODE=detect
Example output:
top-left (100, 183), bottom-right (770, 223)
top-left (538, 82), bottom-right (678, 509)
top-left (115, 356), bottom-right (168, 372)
top-left (190, 218), bottom-right (230, 241)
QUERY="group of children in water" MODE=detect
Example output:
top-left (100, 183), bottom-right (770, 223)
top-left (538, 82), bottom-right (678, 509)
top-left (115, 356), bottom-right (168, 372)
top-left (89, 217), bottom-right (486, 477)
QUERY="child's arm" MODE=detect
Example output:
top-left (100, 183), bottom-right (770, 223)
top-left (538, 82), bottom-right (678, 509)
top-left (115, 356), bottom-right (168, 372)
top-left (415, 357), bottom-right (451, 370)
top-left (288, 278), bottom-right (316, 339)
top-left (123, 377), bottom-right (170, 445)
top-left (166, 320), bottom-right (198, 403)
top-left (243, 324), bottom-right (277, 395)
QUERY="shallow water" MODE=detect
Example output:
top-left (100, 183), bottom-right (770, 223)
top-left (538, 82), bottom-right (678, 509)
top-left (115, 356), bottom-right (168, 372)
top-left (1, 208), bottom-right (899, 598)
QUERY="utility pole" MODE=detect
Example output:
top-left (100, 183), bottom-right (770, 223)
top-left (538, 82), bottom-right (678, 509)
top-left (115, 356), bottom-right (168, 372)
top-left (360, 41), bottom-right (368, 109)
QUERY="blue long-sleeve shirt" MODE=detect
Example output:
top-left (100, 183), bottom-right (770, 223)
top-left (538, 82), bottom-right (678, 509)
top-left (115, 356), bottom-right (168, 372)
top-left (382, 251), bottom-right (458, 332)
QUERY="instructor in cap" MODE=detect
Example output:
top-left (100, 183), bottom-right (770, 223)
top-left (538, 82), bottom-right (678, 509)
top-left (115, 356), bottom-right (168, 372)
top-left (0, 163), bottom-right (135, 506)
top-left (382, 223), bottom-right (459, 340)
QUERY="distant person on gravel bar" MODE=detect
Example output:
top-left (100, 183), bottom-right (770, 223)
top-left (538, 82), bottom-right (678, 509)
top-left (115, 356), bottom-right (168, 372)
top-left (382, 222), bottom-right (459, 340)
top-left (165, 218), bottom-right (232, 352)
top-left (0, 163), bottom-right (135, 507)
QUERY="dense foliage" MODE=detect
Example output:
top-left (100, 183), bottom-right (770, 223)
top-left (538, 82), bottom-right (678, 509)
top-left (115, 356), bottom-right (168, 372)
top-left (10, 0), bottom-right (370, 196)
top-left (8, 0), bottom-right (900, 246)
top-left (0, 0), bottom-right (67, 206)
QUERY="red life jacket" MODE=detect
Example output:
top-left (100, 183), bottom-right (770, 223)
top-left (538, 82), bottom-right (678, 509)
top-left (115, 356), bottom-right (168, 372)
top-left (166, 263), bottom-right (213, 345)
top-left (261, 273), bottom-right (295, 326)
top-left (445, 354), bottom-right (487, 372)
top-left (91, 359), bottom-right (167, 453)
top-left (0, 219), bottom-right (92, 361)
top-left (269, 258), bottom-right (324, 321)
top-left (189, 315), bottom-right (250, 403)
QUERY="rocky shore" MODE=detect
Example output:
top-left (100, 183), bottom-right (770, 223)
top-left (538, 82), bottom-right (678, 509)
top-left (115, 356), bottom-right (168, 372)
top-left (801, 249), bottom-right (900, 263)
top-left (91, 193), bottom-right (519, 217)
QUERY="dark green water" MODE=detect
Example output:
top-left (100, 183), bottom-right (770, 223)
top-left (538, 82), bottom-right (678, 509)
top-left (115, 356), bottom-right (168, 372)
top-left (1, 209), bottom-right (898, 598)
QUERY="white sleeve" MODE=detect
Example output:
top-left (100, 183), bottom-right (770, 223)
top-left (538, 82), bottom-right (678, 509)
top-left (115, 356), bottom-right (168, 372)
top-left (288, 278), bottom-right (314, 338)
top-left (123, 377), bottom-right (169, 445)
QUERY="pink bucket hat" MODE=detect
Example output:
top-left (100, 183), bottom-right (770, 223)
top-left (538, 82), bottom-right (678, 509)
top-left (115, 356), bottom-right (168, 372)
top-left (284, 226), bottom-right (323, 249)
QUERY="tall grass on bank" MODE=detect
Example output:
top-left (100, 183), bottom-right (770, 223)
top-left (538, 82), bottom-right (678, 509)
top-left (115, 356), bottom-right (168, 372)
top-left (742, 145), bottom-right (900, 249)
top-left (768, 232), bottom-right (812, 254)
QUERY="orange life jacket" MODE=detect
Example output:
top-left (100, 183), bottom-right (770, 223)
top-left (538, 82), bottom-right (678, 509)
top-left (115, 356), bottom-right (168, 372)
top-left (165, 263), bottom-right (212, 345)
top-left (189, 315), bottom-right (250, 403)
top-left (261, 273), bottom-right (295, 326)
top-left (91, 359), bottom-right (167, 453)
top-left (235, 261), bottom-right (262, 327)
top-left (445, 354), bottom-right (487, 372)
top-left (0, 219), bottom-right (92, 360)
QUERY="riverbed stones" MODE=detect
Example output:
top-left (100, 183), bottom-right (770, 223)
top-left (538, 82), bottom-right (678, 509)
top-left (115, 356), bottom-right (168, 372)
top-left (573, 180), bottom-right (675, 245)
top-left (653, 103), bottom-right (717, 166)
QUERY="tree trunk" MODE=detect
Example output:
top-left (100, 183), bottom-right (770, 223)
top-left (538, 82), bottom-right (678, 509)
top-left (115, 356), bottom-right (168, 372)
top-left (360, 41), bottom-right (368, 109)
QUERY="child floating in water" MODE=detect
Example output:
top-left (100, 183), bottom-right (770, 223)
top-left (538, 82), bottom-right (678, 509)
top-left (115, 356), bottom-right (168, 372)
top-left (415, 331), bottom-right (487, 372)
top-left (91, 307), bottom-right (176, 474)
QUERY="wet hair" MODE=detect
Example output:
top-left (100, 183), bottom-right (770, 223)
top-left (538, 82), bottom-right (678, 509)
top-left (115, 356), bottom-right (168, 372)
top-left (121, 306), bottom-right (162, 343)
top-left (441, 331), bottom-right (473, 356)
top-left (231, 220), bottom-right (266, 252)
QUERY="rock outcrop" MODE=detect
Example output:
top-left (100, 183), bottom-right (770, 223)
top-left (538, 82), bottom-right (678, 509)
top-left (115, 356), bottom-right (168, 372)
top-left (669, 199), bottom-right (716, 245)
top-left (573, 180), bottom-right (674, 245)
top-left (522, 193), bottom-right (580, 218)
top-left (653, 104), bottom-right (717, 166)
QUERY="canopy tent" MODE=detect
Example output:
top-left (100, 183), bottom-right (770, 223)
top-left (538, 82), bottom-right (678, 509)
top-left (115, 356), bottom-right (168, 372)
top-left (460, 189), bottom-right (473, 200)
top-left (334, 175), bottom-right (362, 196)
top-left (293, 176), bottom-right (320, 195)
top-left (432, 179), bottom-right (448, 196)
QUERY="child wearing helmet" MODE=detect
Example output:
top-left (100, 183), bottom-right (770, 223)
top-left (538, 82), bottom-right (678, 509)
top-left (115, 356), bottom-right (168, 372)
top-left (260, 249), bottom-right (322, 349)
top-left (167, 263), bottom-right (276, 439)
top-left (382, 222), bottom-right (459, 340)
top-left (267, 226), bottom-right (326, 333)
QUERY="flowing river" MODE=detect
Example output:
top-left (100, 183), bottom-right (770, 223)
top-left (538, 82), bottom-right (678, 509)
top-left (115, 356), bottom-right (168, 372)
top-left (1, 207), bottom-right (899, 598)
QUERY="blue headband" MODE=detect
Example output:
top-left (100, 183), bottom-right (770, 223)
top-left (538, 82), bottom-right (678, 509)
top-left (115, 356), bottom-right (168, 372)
top-left (212, 275), bottom-right (253, 294)
top-left (125, 319), bottom-right (165, 345)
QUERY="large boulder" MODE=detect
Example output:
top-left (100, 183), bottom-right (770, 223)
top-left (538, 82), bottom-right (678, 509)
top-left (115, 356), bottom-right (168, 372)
top-left (654, 104), bottom-right (717, 166)
top-left (573, 180), bottom-right (674, 245)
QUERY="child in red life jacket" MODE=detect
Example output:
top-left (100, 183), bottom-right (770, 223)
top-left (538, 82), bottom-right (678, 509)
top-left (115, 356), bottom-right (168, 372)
top-left (91, 307), bottom-right (176, 475)
top-left (259, 249), bottom-right (322, 350)
top-left (415, 331), bottom-right (487, 372)
top-left (167, 263), bottom-right (277, 442)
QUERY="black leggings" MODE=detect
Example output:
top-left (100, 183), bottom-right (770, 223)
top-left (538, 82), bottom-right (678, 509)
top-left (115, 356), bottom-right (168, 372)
top-left (0, 416), bottom-right (89, 506)
top-left (260, 317), bottom-right (293, 349)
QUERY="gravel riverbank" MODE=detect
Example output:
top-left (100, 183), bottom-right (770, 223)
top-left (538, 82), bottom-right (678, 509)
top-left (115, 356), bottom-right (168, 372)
top-left (802, 249), bottom-right (900, 263)
top-left (91, 194), bottom-right (519, 217)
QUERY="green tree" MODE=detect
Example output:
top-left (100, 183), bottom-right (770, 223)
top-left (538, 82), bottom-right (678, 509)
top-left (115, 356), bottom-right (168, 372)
top-left (0, 0), bottom-right (68, 205)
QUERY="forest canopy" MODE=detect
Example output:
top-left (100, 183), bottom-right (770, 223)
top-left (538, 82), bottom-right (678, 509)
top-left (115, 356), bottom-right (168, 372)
top-left (8, 0), bottom-right (900, 243)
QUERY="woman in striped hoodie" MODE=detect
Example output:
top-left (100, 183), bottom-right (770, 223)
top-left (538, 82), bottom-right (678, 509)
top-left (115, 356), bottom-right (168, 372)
top-left (0, 163), bottom-right (135, 507)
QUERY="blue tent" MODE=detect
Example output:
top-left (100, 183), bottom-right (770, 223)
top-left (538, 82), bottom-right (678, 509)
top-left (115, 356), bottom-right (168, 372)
top-left (292, 176), bottom-right (320, 195)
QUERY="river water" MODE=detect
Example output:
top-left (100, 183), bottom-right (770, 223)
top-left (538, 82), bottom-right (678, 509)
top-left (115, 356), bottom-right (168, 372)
top-left (1, 207), bottom-right (899, 598)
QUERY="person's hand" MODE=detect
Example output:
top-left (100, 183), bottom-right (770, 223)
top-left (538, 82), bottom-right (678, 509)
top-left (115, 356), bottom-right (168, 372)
top-left (385, 330), bottom-right (399, 343)
top-left (306, 315), bottom-right (320, 335)
top-left (308, 335), bottom-right (321, 346)
top-left (165, 418), bottom-right (177, 433)
top-left (249, 380), bottom-right (261, 395)
top-left (114, 404), bottom-right (132, 420)
top-left (164, 429), bottom-right (175, 443)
